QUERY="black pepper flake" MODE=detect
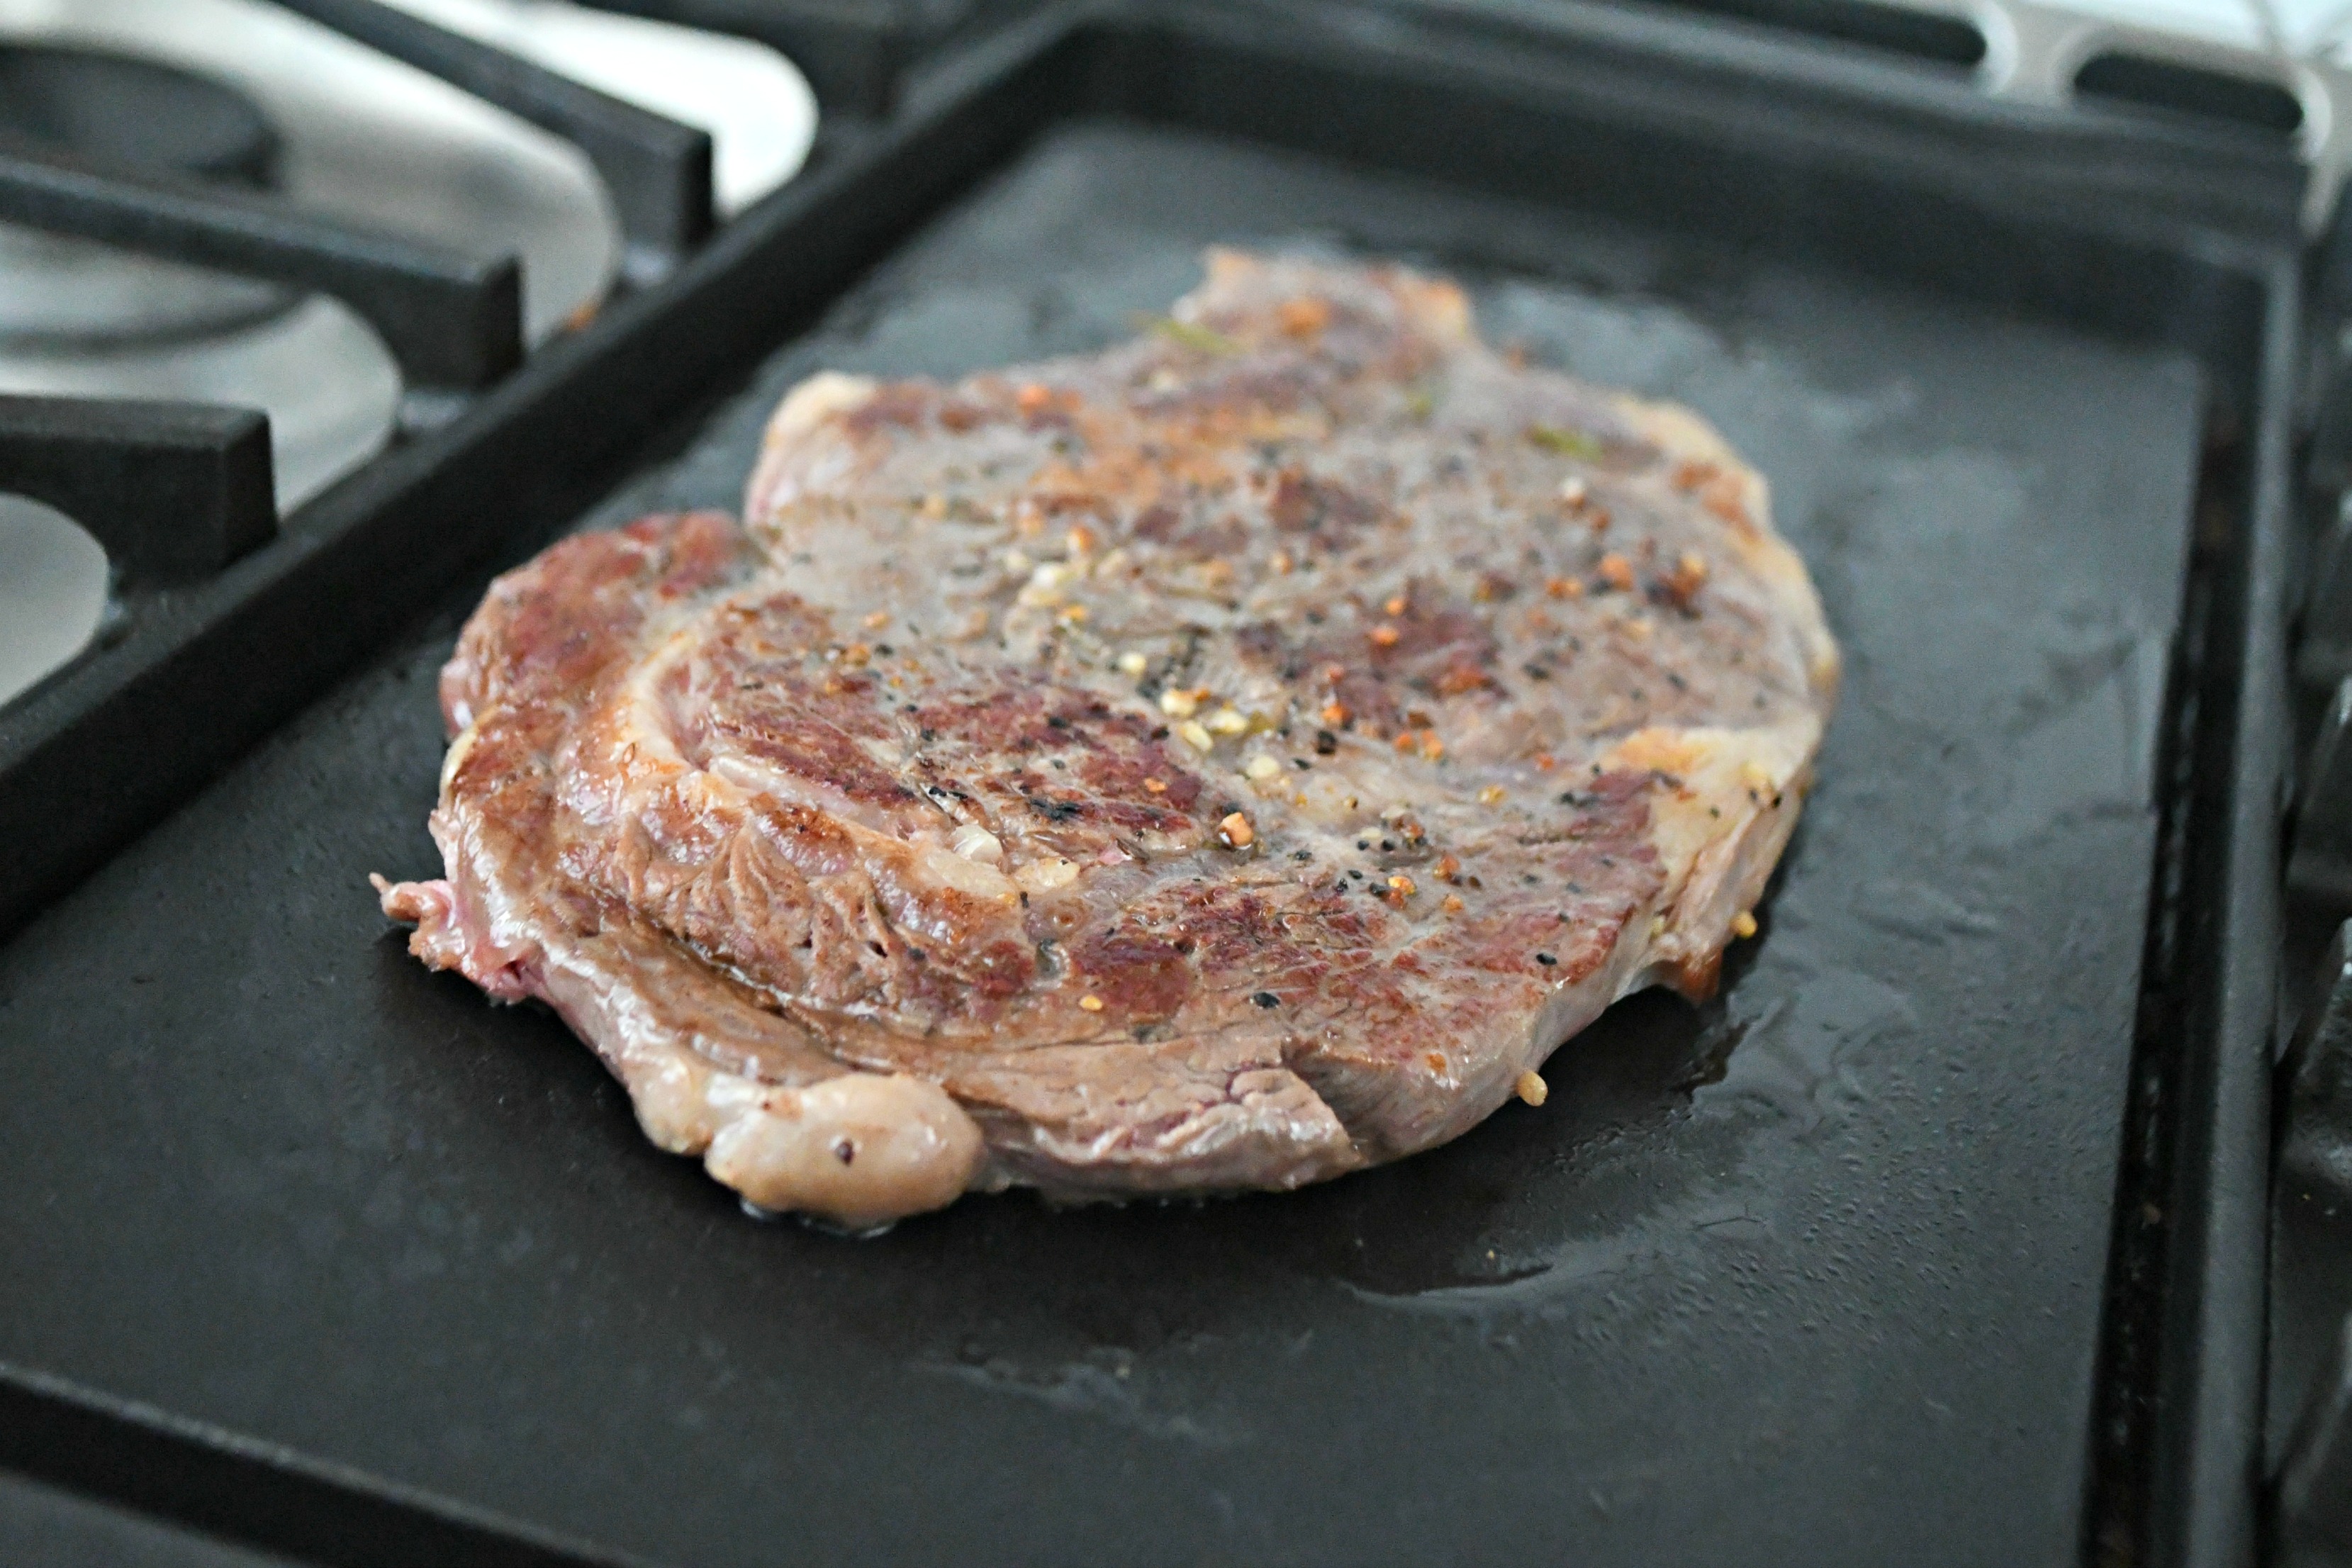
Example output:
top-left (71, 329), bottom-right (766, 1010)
top-left (1151, 725), bottom-right (1170, 740)
top-left (1379, 839), bottom-right (1395, 851)
top-left (1666, 672), bottom-right (1687, 691)
top-left (1536, 952), bottom-right (1558, 966)
top-left (1315, 729), bottom-right (1339, 756)
top-left (1557, 790), bottom-right (1589, 807)
top-left (907, 947), bottom-right (927, 962)
top-left (1252, 992), bottom-right (1279, 1009)
top-left (1357, 840), bottom-right (1371, 851)
top-left (1348, 869), bottom-right (1365, 880)
top-left (1523, 663), bottom-right (1551, 681)
top-left (876, 644), bottom-right (895, 656)
top-left (1293, 758), bottom-right (1314, 771)
top-left (833, 1138), bottom-right (856, 1165)
top-left (1047, 715), bottom-right (1070, 729)
top-left (1292, 849), bottom-right (1314, 862)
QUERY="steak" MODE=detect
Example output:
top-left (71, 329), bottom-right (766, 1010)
top-left (375, 252), bottom-right (1838, 1228)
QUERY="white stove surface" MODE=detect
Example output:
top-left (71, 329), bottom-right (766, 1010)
top-left (385, 0), bottom-right (818, 218)
top-left (2010, 0), bottom-right (2346, 54)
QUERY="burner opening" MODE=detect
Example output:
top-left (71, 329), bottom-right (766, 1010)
top-left (0, 44), bottom-right (279, 188)
top-left (0, 493), bottom-right (108, 710)
top-left (0, 47), bottom-right (301, 350)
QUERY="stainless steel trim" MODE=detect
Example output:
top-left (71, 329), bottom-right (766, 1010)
top-left (1915, 0), bottom-right (2352, 230)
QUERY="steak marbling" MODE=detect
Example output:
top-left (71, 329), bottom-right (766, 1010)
top-left (376, 252), bottom-right (1838, 1227)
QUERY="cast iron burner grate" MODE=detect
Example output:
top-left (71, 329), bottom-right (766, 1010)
top-left (0, 0), bottom-right (721, 752)
top-left (0, 44), bottom-right (282, 191)
top-left (0, 0), bottom-right (718, 396)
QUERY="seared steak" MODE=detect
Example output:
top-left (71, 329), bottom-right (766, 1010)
top-left (376, 252), bottom-right (1838, 1228)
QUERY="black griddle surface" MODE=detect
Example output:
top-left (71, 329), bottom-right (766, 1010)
top-left (0, 123), bottom-right (2201, 1567)
top-left (0, 1474), bottom-right (295, 1568)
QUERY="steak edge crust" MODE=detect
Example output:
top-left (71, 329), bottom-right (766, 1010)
top-left (376, 252), bottom-right (1838, 1228)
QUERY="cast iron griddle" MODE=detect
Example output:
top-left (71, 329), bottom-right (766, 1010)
top-left (0, 121), bottom-right (2199, 1566)
top-left (0, 1474), bottom-right (293, 1568)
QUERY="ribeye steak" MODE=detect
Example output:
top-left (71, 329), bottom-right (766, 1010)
top-left (376, 252), bottom-right (1838, 1228)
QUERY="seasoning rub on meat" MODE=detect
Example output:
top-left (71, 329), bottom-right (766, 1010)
top-left (374, 252), bottom-right (1838, 1228)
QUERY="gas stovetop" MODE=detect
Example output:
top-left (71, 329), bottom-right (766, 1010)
top-left (0, 0), bottom-right (819, 710)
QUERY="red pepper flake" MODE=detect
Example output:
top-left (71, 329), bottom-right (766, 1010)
top-left (1701, 476), bottom-right (1749, 527)
top-left (1370, 625), bottom-right (1401, 649)
top-left (1670, 459), bottom-right (1717, 492)
top-left (1657, 549), bottom-right (1709, 612)
top-left (1015, 382), bottom-right (1052, 415)
top-left (1277, 297), bottom-right (1332, 338)
top-left (1597, 554), bottom-right (1635, 592)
